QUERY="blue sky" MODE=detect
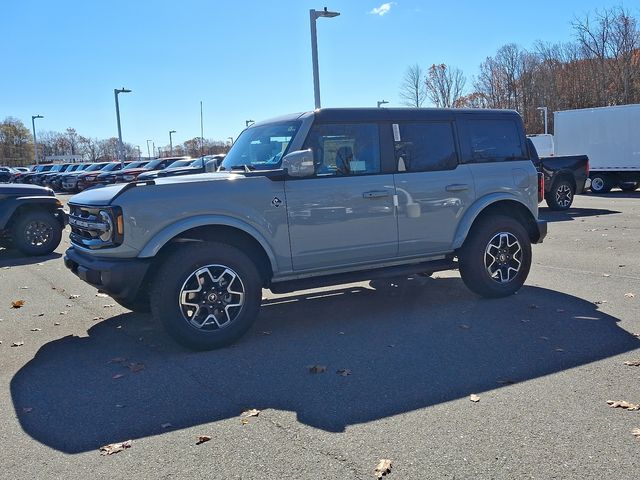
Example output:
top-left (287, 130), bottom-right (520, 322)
top-left (2, 0), bottom-right (635, 150)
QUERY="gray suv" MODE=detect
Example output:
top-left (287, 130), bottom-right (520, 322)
top-left (64, 108), bottom-right (547, 349)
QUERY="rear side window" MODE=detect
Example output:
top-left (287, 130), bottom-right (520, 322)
top-left (394, 122), bottom-right (458, 172)
top-left (463, 119), bottom-right (526, 162)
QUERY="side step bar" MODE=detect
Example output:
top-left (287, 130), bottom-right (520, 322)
top-left (270, 258), bottom-right (457, 294)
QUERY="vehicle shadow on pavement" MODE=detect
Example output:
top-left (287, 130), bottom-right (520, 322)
top-left (0, 249), bottom-right (61, 268)
top-left (10, 276), bottom-right (640, 453)
top-left (539, 207), bottom-right (620, 223)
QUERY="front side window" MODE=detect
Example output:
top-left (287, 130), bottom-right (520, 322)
top-left (464, 119), bottom-right (526, 162)
top-left (220, 122), bottom-right (300, 171)
top-left (303, 123), bottom-right (381, 176)
top-left (394, 122), bottom-right (458, 172)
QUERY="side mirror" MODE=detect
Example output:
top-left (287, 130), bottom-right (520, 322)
top-left (281, 149), bottom-right (315, 177)
top-left (205, 159), bottom-right (218, 173)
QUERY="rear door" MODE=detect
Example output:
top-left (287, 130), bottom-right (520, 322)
top-left (285, 122), bottom-right (398, 271)
top-left (391, 121), bottom-right (475, 256)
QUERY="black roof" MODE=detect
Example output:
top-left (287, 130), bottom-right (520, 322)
top-left (313, 107), bottom-right (521, 123)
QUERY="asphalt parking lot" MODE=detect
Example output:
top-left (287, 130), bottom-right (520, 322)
top-left (1, 193), bottom-right (639, 479)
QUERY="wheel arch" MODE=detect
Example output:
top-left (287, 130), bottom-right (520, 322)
top-left (453, 196), bottom-right (540, 249)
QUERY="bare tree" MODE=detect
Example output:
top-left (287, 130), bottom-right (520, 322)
top-left (425, 64), bottom-right (467, 107)
top-left (399, 64), bottom-right (427, 107)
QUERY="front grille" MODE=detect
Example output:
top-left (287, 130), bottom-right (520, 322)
top-left (68, 205), bottom-right (110, 249)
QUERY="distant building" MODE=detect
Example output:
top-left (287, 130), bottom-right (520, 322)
top-left (44, 155), bottom-right (83, 163)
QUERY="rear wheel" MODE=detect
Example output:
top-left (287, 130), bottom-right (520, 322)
top-left (11, 210), bottom-right (62, 256)
top-left (545, 179), bottom-right (575, 210)
top-left (590, 174), bottom-right (613, 194)
top-left (150, 242), bottom-right (262, 350)
top-left (458, 215), bottom-right (532, 298)
top-left (620, 182), bottom-right (639, 192)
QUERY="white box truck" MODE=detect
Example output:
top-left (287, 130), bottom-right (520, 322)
top-left (554, 104), bottom-right (640, 193)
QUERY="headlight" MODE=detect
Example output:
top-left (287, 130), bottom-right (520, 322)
top-left (85, 175), bottom-right (96, 181)
top-left (98, 210), bottom-right (114, 242)
top-left (123, 174), bottom-right (136, 181)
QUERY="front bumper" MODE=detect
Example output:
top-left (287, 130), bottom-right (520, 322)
top-left (535, 219), bottom-right (548, 244)
top-left (64, 247), bottom-right (151, 302)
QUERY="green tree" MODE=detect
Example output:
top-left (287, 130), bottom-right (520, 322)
top-left (0, 117), bottom-right (34, 166)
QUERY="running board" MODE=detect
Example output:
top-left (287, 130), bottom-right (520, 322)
top-left (269, 258), bottom-right (457, 294)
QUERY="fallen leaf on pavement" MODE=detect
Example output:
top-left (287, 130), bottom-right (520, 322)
top-left (470, 394), bottom-right (480, 402)
top-left (623, 360), bottom-right (640, 366)
top-left (65, 304), bottom-right (72, 307)
top-left (538, 336), bottom-right (549, 341)
top-left (337, 368), bottom-right (352, 376)
top-left (93, 316), bottom-right (104, 321)
top-left (196, 435), bottom-right (211, 445)
top-left (457, 324), bottom-right (471, 330)
top-left (241, 408), bottom-right (260, 418)
top-left (30, 328), bottom-right (41, 332)
top-left (632, 428), bottom-right (640, 439)
top-left (108, 357), bottom-right (127, 364)
top-left (260, 331), bottom-right (272, 335)
top-left (96, 293), bottom-right (109, 298)
top-left (594, 300), bottom-right (607, 305)
top-left (112, 374), bottom-right (125, 380)
top-left (11, 300), bottom-right (24, 309)
top-left (99, 440), bottom-right (132, 455)
top-left (308, 365), bottom-right (327, 374)
top-left (22, 407), bottom-right (33, 413)
top-left (103, 304), bottom-right (115, 308)
top-left (59, 311), bottom-right (68, 315)
top-left (374, 459), bottom-right (392, 479)
top-left (555, 348), bottom-right (565, 352)
top-left (607, 400), bottom-right (640, 411)
top-left (161, 423), bottom-right (172, 429)
top-left (556, 308), bottom-right (566, 313)
top-left (497, 379), bottom-right (516, 385)
top-left (20, 286), bottom-right (29, 290)
top-left (68, 294), bottom-right (80, 299)
top-left (32, 313), bottom-right (44, 317)
top-left (53, 322), bottom-right (60, 326)
top-left (624, 293), bottom-right (635, 298)
top-left (11, 341), bottom-right (24, 347)
top-left (128, 363), bottom-right (145, 373)
top-left (603, 273), bottom-right (611, 277)
top-left (36, 263), bottom-right (43, 266)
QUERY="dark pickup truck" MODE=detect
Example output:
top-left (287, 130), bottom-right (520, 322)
top-left (527, 138), bottom-right (589, 210)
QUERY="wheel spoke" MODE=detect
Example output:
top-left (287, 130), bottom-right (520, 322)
top-left (484, 232), bottom-right (523, 284)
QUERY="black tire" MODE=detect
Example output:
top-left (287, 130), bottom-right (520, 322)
top-left (150, 242), bottom-right (262, 350)
top-left (590, 174), bottom-right (613, 194)
top-left (458, 215), bottom-right (532, 298)
top-left (620, 182), bottom-right (639, 192)
top-left (11, 210), bottom-right (63, 256)
top-left (545, 178), bottom-right (575, 211)
top-left (113, 294), bottom-right (151, 313)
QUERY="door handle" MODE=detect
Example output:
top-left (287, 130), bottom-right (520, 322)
top-left (445, 184), bottom-right (469, 192)
top-left (362, 190), bottom-right (390, 199)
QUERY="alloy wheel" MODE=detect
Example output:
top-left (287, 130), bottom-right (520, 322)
top-left (24, 221), bottom-right (53, 247)
top-left (484, 232), bottom-right (522, 283)
top-left (555, 184), bottom-right (573, 208)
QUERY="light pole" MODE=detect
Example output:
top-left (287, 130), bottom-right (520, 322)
top-left (537, 106), bottom-right (548, 134)
top-left (136, 145), bottom-right (141, 160)
top-left (169, 130), bottom-right (176, 156)
top-left (310, 7), bottom-right (340, 109)
top-left (31, 115), bottom-right (43, 165)
top-left (114, 87), bottom-right (132, 165)
top-left (146, 139), bottom-right (152, 159)
top-left (377, 100), bottom-right (389, 108)
top-left (227, 136), bottom-right (234, 146)
top-left (245, 119), bottom-right (254, 127)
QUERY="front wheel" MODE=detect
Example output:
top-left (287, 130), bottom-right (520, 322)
top-left (458, 215), bottom-right (532, 298)
top-left (12, 210), bottom-right (63, 256)
top-left (545, 179), bottom-right (575, 210)
top-left (150, 242), bottom-right (262, 350)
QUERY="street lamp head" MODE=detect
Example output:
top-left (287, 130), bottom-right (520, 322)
top-left (32, 115), bottom-right (43, 120)
top-left (169, 130), bottom-right (176, 134)
top-left (377, 100), bottom-right (389, 108)
top-left (115, 88), bottom-right (132, 94)
top-left (313, 7), bottom-right (340, 18)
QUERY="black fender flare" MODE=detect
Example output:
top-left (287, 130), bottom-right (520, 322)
top-left (0, 196), bottom-right (66, 230)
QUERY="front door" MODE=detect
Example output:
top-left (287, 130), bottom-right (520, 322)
top-left (285, 123), bottom-right (398, 271)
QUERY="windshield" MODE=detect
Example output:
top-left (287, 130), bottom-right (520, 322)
top-left (220, 121), bottom-right (300, 171)
top-left (125, 161), bottom-right (147, 169)
top-left (84, 163), bottom-right (108, 172)
top-left (144, 159), bottom-right (164, 170)
top-left (167, 159), bottom-right (192, 169)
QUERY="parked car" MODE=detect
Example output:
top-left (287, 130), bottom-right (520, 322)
top-left (136, 156), bottom-right (225, 180)
top-left (527, 138), bottom-right (590, 210)
top-left (62, 162), bottom-right (109, 192)
top-left (553, 104), bottom-right (640, 193)
top-left (47, 163), bottom-right (88, 190)
top-left (65, 107), bottom-right (547, 350)
top-left (0, 167), bottom-right (17, 183)
top-left (8, 166), bottom-right (34, 183)
top-left (108, 157), bottom-right (183, 184)
top-left (96, 160), bottom-right (148, 185)
top-left (17, 164), bottom-right (54, 184)
top-left (76, 162), bottom-right (131, 191)
top-left (31, 163), bottom-right (74, 186)
top-left (0, 184), bottom-right (65, 255)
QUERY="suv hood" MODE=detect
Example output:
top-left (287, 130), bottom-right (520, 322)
top-left (69, 172), bottom-right (241, 206)
top-left (0, 184), bottom-right (54, 198)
